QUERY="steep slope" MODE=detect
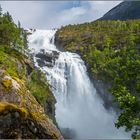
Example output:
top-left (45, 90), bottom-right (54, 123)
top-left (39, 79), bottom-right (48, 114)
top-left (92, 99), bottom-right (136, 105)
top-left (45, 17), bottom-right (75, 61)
top-left (100, 1), bottom-right (140, 20)
top-left (55, 20), bottom-right (140, 139)
top-left (0, 46), bottom-right (62, 139)
top-left (0, 71), bottom-right (62, 139)
top-left (0, 7), bottom-right (63, 139)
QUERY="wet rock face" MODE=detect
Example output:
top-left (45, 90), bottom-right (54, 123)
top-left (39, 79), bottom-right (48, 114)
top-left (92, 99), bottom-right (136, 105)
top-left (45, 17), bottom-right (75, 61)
top-left (85, 66), bottom-right (119, 112)
top-left (0, 71), bottom-right (63, 139)
top-left (0, 110), bottom-right (55, 139)
top-left (0, 111), bottom-right (36, 139)
top-left (44, 100), bottom-right (56, 125)
top-left (36, 49), bottom-right (60, 67)
top-left (61, 128), bottom-right (77, 139)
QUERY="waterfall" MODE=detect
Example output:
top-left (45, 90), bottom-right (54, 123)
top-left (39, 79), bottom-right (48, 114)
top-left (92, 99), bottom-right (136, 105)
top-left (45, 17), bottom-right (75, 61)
top-left (28, 29), bottom-right (130, 139)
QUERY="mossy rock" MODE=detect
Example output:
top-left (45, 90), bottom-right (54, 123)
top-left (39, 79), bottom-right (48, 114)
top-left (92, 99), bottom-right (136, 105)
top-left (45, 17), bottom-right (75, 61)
top-left (2, 78), bottom-right (12, 89)
top-left (0, 72), bottom-right (63, 139)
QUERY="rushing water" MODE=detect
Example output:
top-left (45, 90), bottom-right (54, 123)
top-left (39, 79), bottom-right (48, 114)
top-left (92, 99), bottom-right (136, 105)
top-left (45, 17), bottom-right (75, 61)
top-left (28, 29), bottom-right (130, 139)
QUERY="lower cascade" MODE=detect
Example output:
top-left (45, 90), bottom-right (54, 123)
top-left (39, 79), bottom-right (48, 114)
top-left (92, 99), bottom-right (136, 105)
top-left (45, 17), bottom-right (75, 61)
top-left (28, 29), bottom-right (130, 139)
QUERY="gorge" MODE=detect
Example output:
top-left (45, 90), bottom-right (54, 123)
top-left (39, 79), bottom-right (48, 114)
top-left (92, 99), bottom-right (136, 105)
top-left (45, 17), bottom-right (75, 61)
top-left (0, 1), bottom-right (140, 139)
top-left (28, 29), bottom-right (130, 139)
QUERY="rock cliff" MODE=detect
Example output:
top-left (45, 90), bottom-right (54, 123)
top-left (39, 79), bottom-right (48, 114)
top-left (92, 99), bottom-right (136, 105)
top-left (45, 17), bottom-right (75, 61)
top-left (0, 46), bottom-right (63, 139)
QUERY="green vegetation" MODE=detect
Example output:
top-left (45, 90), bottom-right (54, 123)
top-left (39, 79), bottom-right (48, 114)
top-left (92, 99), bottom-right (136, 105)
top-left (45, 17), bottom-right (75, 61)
top-left (56, 20), bottom-right (140, 138)
top-left (0, 6), bottom-right (27, 49)
top-left (27, 69), bottom-right (55, 106)
top-left (0, 45), bottom-right (27, 79)
top-left (0, 5), bottom-right (54, 112)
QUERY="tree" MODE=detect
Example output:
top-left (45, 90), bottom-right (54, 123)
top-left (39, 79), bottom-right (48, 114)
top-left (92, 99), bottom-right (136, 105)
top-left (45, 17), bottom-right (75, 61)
top-left (18, 20), bottom-right (21, 29)
top-left (3, 11), bottom-right (13, 23)
top-left (0, 5), bottom-right (2, 16)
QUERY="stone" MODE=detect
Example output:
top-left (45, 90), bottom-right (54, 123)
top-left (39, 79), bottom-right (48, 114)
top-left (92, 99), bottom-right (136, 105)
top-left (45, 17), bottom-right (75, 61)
top-left (0, 73), bottom-right (63, 139)
top-left (2, 77), bottom-right (12, 89)
top-left (35, 50), bottom-right (60, 68)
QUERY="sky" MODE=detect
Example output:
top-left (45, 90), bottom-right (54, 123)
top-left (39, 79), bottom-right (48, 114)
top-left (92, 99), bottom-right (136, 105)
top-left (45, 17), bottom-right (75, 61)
top-left (0, 1), bottom-right (121, 29)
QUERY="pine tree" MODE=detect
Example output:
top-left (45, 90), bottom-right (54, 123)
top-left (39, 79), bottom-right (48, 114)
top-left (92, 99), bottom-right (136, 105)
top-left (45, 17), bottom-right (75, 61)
top-left (0, 5), bottom-right (2, 16)
top-left (3, 11), bottom-right (13, 22)
top-left (18, 20), bottom-right (21, 29)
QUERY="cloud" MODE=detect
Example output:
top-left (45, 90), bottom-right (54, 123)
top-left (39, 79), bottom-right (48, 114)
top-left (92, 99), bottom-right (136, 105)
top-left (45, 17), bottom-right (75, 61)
top-left (47, 6), bottom-right (87, 27)
top-left (81, 1), bottom-right (121, 21)
top-left (0, 1), bottom-right (44, 27)
top-left (0, 1), bottom-right (121, 29)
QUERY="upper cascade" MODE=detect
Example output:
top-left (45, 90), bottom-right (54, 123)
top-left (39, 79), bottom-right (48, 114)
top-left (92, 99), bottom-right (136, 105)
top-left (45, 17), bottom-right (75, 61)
top-left (28, 29), bottom-right (57, 53)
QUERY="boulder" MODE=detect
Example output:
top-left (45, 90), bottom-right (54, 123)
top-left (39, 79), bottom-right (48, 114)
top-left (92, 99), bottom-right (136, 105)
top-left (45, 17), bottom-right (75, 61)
top-left (0, 71), bottom-right (63, 139)
top-left (35, 50), bottom-right (60, 67)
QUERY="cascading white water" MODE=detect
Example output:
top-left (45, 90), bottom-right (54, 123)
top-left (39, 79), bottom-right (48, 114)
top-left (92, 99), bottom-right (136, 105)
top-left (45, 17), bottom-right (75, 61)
top-left (28, 29), bottom-right (130, 139)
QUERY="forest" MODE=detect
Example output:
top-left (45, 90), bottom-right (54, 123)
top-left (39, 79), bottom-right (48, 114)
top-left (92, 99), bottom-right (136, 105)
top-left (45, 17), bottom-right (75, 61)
top-left (56, 20), bottom-right (140, 138)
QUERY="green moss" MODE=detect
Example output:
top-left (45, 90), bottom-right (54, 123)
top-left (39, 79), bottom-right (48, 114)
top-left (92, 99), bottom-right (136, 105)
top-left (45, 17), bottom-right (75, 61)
top-left (2, 78), bottom-right (12, 89)
top-left (0, 45), bottom-right (26, 80)
top-left (0, 102), bottom-right (29, 118)
top-left (0, 44), bottom-right (55, 113)
top-left (27, 69), bottom-right (55, 106)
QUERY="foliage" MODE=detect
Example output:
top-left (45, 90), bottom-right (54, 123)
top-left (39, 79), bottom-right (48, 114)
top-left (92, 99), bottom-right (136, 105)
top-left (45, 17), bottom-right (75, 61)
top-left (0, 6), bottom-right (54, 110)
top-left (0, 45), bottom-right (26, 79)
top-left (0, 5), bottom-right (27, 49)
top-left (27, 69), bottom-right (55, 106)
top-left (56, 20), bottom-right (140, 138)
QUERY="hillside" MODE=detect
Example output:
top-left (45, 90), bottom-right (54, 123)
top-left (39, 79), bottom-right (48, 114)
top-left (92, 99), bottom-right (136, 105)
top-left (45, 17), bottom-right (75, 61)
top-left (55, 20), bottom-right (140, 139)
top-left (0, 6), bottom-right (62, 139)
top-left (1, 2), bottom-right (140, 139)
top-left (99, 1), bottom-right (140, 20)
